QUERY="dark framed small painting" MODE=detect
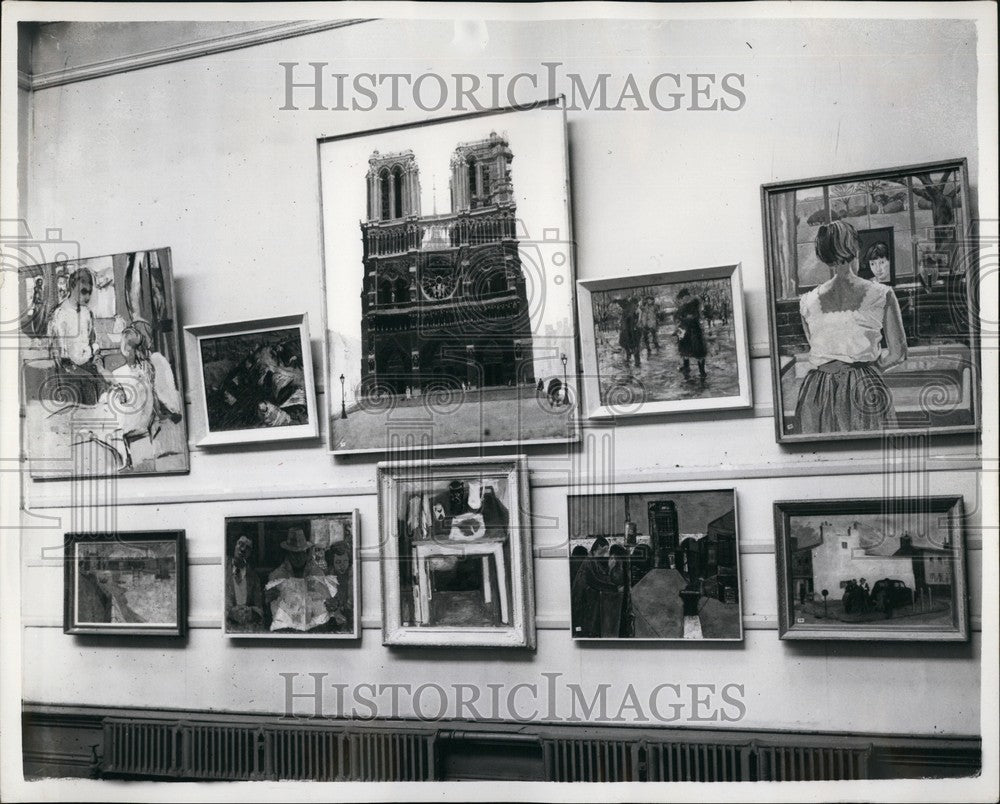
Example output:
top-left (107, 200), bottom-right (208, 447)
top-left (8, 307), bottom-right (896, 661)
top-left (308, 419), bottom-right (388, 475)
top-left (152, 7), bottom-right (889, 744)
top-left (64, 530), bottom-right (186, 636)
top-left (774, 497), bottom-right (969, 641)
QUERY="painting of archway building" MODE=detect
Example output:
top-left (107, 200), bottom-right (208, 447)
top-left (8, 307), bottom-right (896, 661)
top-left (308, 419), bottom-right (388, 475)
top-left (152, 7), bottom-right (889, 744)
top-left (320, 101), bottom-right (577, 454)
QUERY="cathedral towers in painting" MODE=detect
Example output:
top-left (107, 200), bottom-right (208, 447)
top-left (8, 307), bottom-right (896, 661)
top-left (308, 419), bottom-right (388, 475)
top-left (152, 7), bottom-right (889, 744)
top-left (359, 132), bottom-right (534, 396)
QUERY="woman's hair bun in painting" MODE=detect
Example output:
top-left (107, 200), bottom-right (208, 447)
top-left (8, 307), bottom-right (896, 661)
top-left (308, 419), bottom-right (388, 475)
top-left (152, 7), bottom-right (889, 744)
top-left (815, 220), bottom-right (860, 265)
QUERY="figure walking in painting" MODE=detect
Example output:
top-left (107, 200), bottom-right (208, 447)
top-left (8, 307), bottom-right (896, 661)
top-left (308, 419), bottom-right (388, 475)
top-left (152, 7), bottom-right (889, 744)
top-left (638, 295), bottom-right (660, 358)
top-left (47, 267), bottom-right (107, 405)
top-left (616, 297), bottom-right (642, 369)
top-left (674, 288), bottom-right (707, 379)
top-left (794, 221), bottom-right (907, 434)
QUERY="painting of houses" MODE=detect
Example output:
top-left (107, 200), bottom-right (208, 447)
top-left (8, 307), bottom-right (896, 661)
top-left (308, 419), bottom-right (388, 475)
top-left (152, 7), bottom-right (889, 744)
top-left (775, 498), bottom-right (969, 641)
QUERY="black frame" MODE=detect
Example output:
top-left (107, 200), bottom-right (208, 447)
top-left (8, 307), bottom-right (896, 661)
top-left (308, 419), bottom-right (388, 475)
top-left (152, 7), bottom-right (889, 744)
top-left (63, 530), bottom-right (187, 637)
top-left (773, 497), bottom-right (969, 641)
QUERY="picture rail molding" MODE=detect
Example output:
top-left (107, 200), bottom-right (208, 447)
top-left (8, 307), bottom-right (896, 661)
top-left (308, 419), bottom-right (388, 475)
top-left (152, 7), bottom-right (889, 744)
top-left (28, 20), bottom-right (374, 91)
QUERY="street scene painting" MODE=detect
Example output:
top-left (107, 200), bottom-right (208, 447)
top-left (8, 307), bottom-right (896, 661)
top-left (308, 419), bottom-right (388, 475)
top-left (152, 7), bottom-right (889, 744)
top-left (319, 101), bottom-right (578, 453)
top-left (774, 497), bottom-right (969, 641)
top-left (223, 512), bottom-right (359, 639)
top-left (577, 265), bottom-right (752, 418)
top-left (567, 490), bottom-right (742, 641)
top-left (762, 159), bottom-right (980, 442)
top-left (378, 457), bottom-right (534, 647)
top-left (186, 314), bottom-right (318, 446)
top-left (64, 531), bottom-right (186, 636)
top-left (20, 249), bottom-right (188, 478)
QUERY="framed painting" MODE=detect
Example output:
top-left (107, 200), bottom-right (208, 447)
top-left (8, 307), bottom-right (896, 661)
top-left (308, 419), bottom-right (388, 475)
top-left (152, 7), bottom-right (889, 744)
top-left (577, 265), bottom-right (752, 418)
top-left (223, 510), bottom-right (360, 639)
top-left (774, 497), bottom-right (969, 641)
top-left (762, 159), bottom-right (981, 443)
top-left (567, 489), bottom-right (742, 641)
top-left (19, 248), bottom-right (188, 478)
top-left (377, 456), bottom-right (534, 648)
top-left (319, 98), bottom-right (578, 454)
top-left (63, 530), bottom-right (186, 637)
top-left (761, 158), bottom-right (980, 442)
top-left (185, 314), bottom-right (319, 446)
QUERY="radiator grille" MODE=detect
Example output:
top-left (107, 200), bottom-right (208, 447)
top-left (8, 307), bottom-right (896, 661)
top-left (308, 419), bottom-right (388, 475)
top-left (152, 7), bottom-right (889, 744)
top-left (351, 730), bottom-right (435, 781)
top-left (103, 720), bottom-right (180, 777)
top-left (271, 726), bottom-right (347, 780)
top-left (754, 744), bottom-right (871, 781)
top-left (186, 723), bottom-right (264, 780)
top-left (645, 742), bottom-right (749, 782)
top-left (542, 738), bottom-right (637, 782)
top-left (103, 719), bottom-right (436, 781)
top-left (103, 717), bottom-right (872, 783)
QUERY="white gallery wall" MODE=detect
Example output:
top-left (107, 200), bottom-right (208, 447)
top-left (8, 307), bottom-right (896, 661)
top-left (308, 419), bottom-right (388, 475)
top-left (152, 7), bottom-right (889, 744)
top-left (19, 16), bottom-right (986, 735)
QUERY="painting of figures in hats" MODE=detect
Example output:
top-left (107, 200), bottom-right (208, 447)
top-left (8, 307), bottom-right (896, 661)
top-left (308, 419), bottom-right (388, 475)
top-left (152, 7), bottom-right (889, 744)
top-left (19, 248), bottom-right (188, 478)
top-left (577, 265), bottom-right (752, 419)
top-left (223, 512), bottom-right (360, 639)
top-left (567, 489), bottom-right (743, 641)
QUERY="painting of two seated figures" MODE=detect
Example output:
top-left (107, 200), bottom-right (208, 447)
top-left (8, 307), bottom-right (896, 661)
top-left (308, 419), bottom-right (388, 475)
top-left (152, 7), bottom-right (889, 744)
top-left (224, 513), bottom-right (357, 638)
top-left (396, 476), bottom-right (513, 629)
top-left (19, 248), bottom-right (187, 478)
top-left (568, 490), bottom-right (743, 641)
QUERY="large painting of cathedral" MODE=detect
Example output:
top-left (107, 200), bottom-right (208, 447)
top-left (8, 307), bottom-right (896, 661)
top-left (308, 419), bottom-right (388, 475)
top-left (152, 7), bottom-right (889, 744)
top-left (319, 102), bottom-right (578, 453)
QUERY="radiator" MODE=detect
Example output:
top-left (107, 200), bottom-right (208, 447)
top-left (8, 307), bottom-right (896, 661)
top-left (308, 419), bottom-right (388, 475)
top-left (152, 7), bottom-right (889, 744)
top-left (542, 738), bottom-right (637, 782)
top-left (186, 723), bottom-right (264, 780)
top-left (350, 730), bottom-right (435, 781)
top-left (270, 725), bottom-right (348, 780)
top-left (103, 719), bottom-right (182, 778)
top-left (753, 743), bottom-right (871, 781)
top-left (102, 718), bottom-right (436, 781)
top-left (645, 741), bottom-right (750, 782)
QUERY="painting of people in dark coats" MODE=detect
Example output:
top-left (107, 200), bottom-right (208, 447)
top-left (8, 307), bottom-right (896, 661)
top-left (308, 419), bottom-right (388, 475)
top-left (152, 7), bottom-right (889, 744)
top-left (67, 534), bottom-right (183, 635)
top-left (200, 328), bottom-right (309, 433)
top-left (568, 490), bottom-right (742, 641)
top-left (19, 249), bottom-right (188, 478)
top-left (223, 513), bottom-right (358, 638)
top-left (591, 278), bottom-right (739, 406)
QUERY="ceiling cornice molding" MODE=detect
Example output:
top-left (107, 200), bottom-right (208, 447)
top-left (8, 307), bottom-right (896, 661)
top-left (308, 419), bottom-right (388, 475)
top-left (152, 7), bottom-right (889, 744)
top-left (28, 19), bottom-right (374, 92)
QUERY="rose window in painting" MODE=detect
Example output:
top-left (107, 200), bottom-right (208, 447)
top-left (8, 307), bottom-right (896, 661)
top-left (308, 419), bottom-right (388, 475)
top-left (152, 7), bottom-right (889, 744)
top-left (420, 266), bottom-right (458, 301)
